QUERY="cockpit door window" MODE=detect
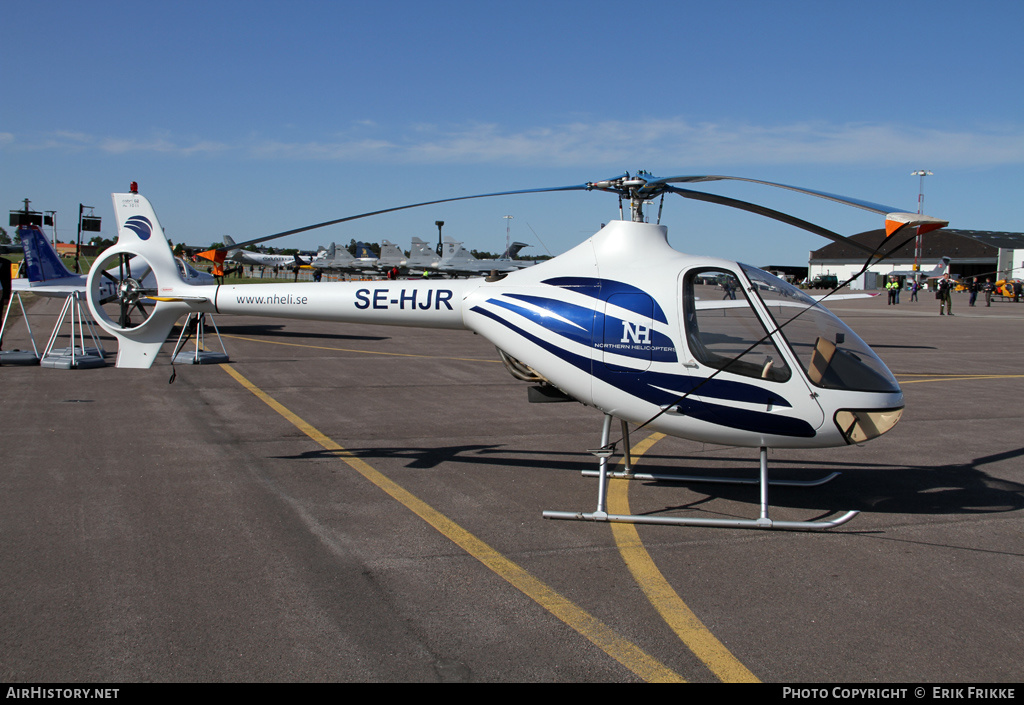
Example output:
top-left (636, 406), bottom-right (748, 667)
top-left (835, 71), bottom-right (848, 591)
top-left (682, 268), bottom-right (792, 383)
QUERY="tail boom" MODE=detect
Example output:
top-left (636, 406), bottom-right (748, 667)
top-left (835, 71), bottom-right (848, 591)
top-left (213, 280), bottom-right (472, 329)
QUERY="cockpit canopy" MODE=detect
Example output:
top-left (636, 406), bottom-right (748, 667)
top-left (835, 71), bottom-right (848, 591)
top-left (683, 265), bottom-right (900, 394)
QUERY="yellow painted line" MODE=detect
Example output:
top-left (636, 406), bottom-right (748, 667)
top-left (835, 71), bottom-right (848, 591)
top-left (219, 363), bottom-right (684, 683)
top-left (897, 374), bottom-right (1024, 384)
top-left (222, 334), bottom-right (501, 364)
top-left (607, 432), bottom-right (760, 683)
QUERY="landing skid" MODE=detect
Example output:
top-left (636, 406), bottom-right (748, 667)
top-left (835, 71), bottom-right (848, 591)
top-left (542, 414), bottom-right (858, 531)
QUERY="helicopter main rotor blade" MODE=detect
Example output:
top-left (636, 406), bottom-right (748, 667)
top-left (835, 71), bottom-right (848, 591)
top-left (216, 183), bottom-right (591, 253)
top-left (665, 186), bottom-right (880, 256)
top-left (645, 175), bottom-right (905, 215)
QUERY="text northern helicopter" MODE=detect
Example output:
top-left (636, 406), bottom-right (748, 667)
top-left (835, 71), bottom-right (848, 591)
top-left (86, 174), bottom-right (947, 531)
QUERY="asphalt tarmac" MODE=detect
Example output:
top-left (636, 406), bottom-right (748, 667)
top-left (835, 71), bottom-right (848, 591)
top-left (1, 290), bottom-right (1022, 683)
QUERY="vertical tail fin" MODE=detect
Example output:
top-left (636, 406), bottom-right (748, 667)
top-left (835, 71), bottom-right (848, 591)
top-left (86, 190), bottom-right (196, 368)
top-left (355, 242), bottom-right (378, 261)
top-left (501, 241), bottom-right (530, 260)
top-left (440, 236), bottom-right (476, 266)
top-left (378, 240), bottom-right (406, 267)
top-left (408, 237), bottom-right (439, 268)
top-left (18, 226), bottom-right (77, 282)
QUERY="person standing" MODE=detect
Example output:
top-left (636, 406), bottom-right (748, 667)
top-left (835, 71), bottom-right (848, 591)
top-left (937, 272), bottom-right (954, 316)
top-left (886, 277), bottom-right (899, 305)
top-left (983, 278), bottom-right (994, 307)
top-left (968, 277), bottom-right (979, 307)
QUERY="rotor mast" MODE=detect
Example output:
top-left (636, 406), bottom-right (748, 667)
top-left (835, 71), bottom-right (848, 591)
top-left (587, 172), bottom-right (660, 223)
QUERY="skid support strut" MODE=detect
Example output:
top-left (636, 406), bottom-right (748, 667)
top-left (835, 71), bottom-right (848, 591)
top-left (171, 313), bottom-right (230, 364)
top-left (543, 415), bottom-right (858, 531)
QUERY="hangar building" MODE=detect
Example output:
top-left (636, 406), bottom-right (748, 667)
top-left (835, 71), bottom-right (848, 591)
top-left (808, 229), bottom-right (1024, 289)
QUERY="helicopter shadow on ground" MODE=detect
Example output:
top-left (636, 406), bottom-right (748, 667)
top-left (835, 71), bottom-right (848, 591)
top-left (276, 444), bottom-right (601, 473)
top-left (629, 446), bottom-right (1024, 521)
top-left (213, 323), bottom-right (389, 342)
top-left (268, 441), bottom-right (1024, 524)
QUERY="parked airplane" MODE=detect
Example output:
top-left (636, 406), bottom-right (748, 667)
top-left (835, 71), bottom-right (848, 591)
top-left (374, 236), bottom-right (443, 275)
top-left (89, 175), bottom-right (946, 531)
top-left (222, 235), bottom-right (313, 269)
top-left (310, 242), bottom-right (378, 273)
top-left (890, 256), bottom-right (951, 280)
top-left (436, 237), bottom-right (536, 277)
top-left (406, 237), bottom-right (441, 273)
top-left (376, 240), bottom-right (407, 271)
top-left (12, 225), bottom-right (120, 300)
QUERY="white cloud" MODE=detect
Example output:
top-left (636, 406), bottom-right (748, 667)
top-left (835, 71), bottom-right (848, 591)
top-left (242, 119), bottom-right (1024, 168)
top-left (98, 136), bottom-right (229, 155)
top-left (5, 120), bottom-right (1023, 168)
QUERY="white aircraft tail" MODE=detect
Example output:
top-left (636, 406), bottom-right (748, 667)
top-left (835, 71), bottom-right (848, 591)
top-left (329, 243), bottom-right (357, 265)
top-left (440, 236), bottom-right (477, 266)
top-left (86, 191), bottom-right (200, 368)
top-left (408, 237), bottom-right (439, 268)
top-left (378, 240), bottom-right (406, 267)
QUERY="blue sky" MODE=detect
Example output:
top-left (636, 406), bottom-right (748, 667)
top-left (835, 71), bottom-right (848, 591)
top-left (3, 0), bottom-right (1022, 264)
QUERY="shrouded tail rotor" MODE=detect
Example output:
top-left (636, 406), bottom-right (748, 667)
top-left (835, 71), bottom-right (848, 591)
top-left (86, 190), bottom-right (198, 368)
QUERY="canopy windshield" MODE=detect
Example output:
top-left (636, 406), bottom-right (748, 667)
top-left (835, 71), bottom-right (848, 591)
top-left (740, 265), bottom-right (900, 394)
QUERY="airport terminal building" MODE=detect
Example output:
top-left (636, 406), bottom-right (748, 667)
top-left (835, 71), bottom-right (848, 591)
top-left (808, 228), bottom-right (1024, 289)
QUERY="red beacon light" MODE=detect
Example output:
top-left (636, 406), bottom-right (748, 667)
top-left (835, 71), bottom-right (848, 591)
top-left (130, 181), bottom-right (138, 194)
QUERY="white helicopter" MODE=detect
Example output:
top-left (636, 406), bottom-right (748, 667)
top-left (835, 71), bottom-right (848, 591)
top-left (87, 175), bottom-right (947, 531)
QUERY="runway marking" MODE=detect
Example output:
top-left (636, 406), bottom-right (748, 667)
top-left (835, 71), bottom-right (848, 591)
top-left (219, 363), bottom-right (685, 683)
top-left (221, 334), bottom-right (501, 364)
top-left (897, 374), bottom-right (1024, 384)
top-left (607, 433), bottom-right (761, 683)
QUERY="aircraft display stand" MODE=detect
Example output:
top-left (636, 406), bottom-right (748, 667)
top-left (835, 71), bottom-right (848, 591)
top-left (543, 413), bottom-right (858, 531)
top-left (39, 292), bottom-right (107, 370)
top-left (171, 312), bottom-right (229, 365)
top-left (0, 292), bottom-right (41, 366)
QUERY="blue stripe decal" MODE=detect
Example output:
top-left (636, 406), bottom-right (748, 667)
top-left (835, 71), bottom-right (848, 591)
top-left (489, 297), bottom-right (593, 347)
top-left (471, 305), bottom-right (812, 438)
top-left (496, 294), bottom-right (677, 363)
top-left (541, 277), bottom-right (668, 324)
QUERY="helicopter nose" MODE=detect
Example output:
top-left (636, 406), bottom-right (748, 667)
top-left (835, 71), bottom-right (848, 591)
top-left (833, 407), bottom-right (904, 444)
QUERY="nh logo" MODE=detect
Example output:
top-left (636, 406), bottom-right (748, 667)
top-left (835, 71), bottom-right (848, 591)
top-left (620, 321), bottom-right (651, 345)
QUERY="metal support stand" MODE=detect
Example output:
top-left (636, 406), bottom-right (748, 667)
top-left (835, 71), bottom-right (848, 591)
top-left (40, 292), bottom-right (106, 369)
top-left (171, 312), bottom-right (229, 364)
top-left (543, 416), bottom-right (858, 531)
top-left (0, 292), bottom-right (41, 365)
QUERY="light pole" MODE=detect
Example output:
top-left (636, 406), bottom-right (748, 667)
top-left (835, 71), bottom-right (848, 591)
top-left (911, 170), bottom-right (933, 277)
top-left (503, 215), bottom-right (513, 255)
top-left (435, 221), bottom-right (445, 257)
